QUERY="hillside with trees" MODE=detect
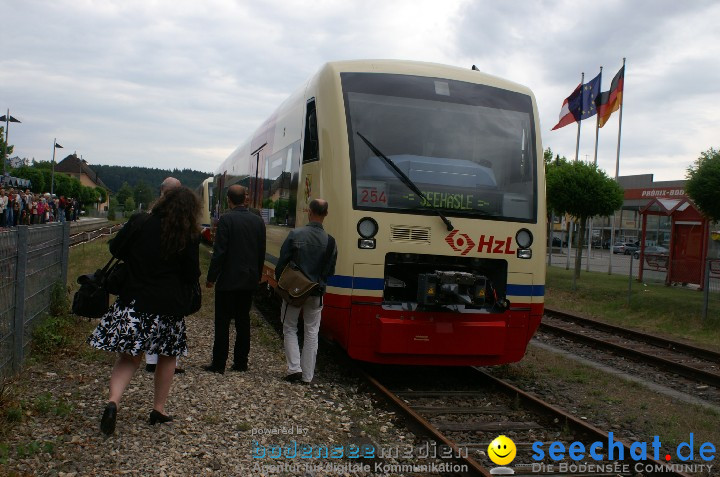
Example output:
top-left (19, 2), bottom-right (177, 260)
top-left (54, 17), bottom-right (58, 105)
top-left (91, 165), bottom-right (212, 193)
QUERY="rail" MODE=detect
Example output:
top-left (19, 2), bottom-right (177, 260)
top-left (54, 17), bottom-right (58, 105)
top-left (541, 307), bottom-right (720, 388)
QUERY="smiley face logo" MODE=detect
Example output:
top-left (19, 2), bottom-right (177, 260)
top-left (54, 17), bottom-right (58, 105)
top-left (488, 435), bottom-right (516, 466)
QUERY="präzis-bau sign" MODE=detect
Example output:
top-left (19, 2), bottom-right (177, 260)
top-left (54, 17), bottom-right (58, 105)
top-left (624, 187), bottom-right (686, 200)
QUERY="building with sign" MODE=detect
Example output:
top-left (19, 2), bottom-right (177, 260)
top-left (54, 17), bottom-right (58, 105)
top-left (55, 154), bottom-right (110, 211)
top-left (551, 173), bottom-right (687, 248)
top-left (611, 174), bottom-right (686, 246)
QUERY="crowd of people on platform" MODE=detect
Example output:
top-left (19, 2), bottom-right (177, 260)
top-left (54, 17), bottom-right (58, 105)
top-left (0, 186), bottom-right (81, 228)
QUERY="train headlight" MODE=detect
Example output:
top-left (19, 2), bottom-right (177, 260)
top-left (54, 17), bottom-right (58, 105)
top-left (357, 217), bottom-right (378, 239)
top-left (358, 238), bottom-right (376, 249)
top-left (515, 228), bottom-right (533, 248)
top-left (517, 249), bottom-right (532, 259)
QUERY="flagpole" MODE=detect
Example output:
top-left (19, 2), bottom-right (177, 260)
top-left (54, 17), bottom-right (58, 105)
top-left (586, 66), bottom-right (603, 272)
top-left (592, 67), bottom-right (603, 167)
top-left (2, 109), bottom-right (7, 175)
top-left (51, 138), bottom-right (57, 196)
top-left (566, 72), bottom-right (583, 270)
top-left (574, 73), bottom-right (583, 163)
top-left (608, 58), bottom-right (626, 275)
top-left (615, 59), bottom-right (626, 186)
top-left (2, 109), bottom-right (10, 175)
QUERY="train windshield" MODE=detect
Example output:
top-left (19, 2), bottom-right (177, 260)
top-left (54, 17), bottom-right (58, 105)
top-left (342, 72), bottom-right (537, 222)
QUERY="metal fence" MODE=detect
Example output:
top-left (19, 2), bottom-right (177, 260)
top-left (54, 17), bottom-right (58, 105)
top-left (548, 246), bottom-right (720, 321)
top-left (0, 222), bottom-right (71, 377)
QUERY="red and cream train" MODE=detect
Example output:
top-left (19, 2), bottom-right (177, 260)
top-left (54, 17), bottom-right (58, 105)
top-left (210, 60), bottom-right (546, 366)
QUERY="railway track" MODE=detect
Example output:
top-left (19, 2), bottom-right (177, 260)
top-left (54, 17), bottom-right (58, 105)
top-left (254, 293), bottom-right (690, 476)
top-left (359, 365), bottom-right (689, 477)
top-left (69, 222), bottom-right (124, 247)
top-left (541, 308), bottom-right (720, 388)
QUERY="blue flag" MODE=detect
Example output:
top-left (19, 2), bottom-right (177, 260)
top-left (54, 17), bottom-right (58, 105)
top-left (552, 72), bottom-right (601, 130)
top-left (580, 72), bottom-right (601, 120)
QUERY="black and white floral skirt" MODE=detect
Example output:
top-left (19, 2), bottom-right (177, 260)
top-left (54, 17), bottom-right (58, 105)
top-left (88, 299), bottom-right (188, 357)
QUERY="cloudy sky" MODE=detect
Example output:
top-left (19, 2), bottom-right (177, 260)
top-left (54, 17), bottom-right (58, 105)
top-left (2, 0), bottom-right (718, 182)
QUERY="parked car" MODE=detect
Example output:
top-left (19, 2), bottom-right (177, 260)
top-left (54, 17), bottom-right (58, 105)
top-left (633, 245), bottom-right (669, 259)
top-left (612, 242), bottom-right (639, 254)
top-left (624, 242), bottom-right (639, 255)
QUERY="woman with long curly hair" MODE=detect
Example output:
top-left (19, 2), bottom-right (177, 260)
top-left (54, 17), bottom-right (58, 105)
top-left (89, 186), bottom-right (201, 435)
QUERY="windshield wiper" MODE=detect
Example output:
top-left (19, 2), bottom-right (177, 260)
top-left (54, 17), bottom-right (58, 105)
top-left (356, 132), bottom-right (454, 231)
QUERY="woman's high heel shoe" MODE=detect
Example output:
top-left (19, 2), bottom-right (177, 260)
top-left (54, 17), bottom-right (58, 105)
top-left (149, 409), bottom-right (173, 425)
top-left (100, 402), bottom-right (117, 435)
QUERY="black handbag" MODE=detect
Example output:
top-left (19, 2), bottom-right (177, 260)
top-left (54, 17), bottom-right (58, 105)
top-left (71, 257), bottom-right (116, 318)
top-left (72, 214), bottom-right (149, 318)
top-left (105, 261), bottom-right (127, 296)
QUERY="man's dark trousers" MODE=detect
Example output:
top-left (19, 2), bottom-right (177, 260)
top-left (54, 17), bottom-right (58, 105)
top-left (211, 289), bottom-right (253, 369)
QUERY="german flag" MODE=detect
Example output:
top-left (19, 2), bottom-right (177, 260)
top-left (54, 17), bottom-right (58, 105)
top-left (596, 66), bottom-right (624, 128)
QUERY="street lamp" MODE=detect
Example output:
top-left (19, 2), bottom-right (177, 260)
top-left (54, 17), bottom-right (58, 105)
top-left (50, 139), bottom-right (64, 196)
top-left (0, 109), bottom-right (21, 175)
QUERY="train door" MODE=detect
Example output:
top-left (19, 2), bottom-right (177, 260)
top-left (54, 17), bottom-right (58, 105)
top-left (298, 98), bottom-right (319, 223)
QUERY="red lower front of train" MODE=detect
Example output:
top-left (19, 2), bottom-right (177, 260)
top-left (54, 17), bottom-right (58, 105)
top-left (320, 293), bottom-right (543, 366)
top-left (263, 263), bottom-right (543, 366)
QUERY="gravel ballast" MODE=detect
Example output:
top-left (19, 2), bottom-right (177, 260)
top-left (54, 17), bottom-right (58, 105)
top-left (1, 309), bottom-right (438, 477)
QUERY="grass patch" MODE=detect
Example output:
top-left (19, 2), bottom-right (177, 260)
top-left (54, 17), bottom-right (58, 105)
top-left (0, 377), bottom-right (24, 441)
top-left (546, 266), bottom-right (720, 349)
top-left (31, 392), bottom-right (73, 417)
top-left (0, 440), bottom-right (55, 465)
top-left (546, 365), bottom-right (593, 384)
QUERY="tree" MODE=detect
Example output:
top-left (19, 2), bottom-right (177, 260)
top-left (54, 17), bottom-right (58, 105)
top-left (32, 160), bottom-right (53, 171)
top-left (133, 180), bottom-right (155, 210)
top-left (543, 147), bottom-right (554, 166)
top-left (78, 185), bottom-right (100, 206)
top-left (546, 161), bottom-right (624, 289)
top-left (544, 152), bottom-right (569, 251)
top-left (95, 186), bottom-right (108, 203)
top-left (11, 165), bottom-right (45, 192)
top-left (108, 196), bottom-right (119, 220)
top-left (124, 197), bottom-right (136, 217)
top-left (686, 147), bottom-right (720, 222)
top-left (53, 173), bottom-right (81, 198)
top-left (116, 182), bottom-right (133, 206)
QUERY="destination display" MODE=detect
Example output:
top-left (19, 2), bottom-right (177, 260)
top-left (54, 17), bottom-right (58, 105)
top-left (356, 180), bottom-right (502, 215)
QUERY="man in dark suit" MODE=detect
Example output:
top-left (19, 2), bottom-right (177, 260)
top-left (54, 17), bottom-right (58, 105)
top-left (204, 185), bottom-right (266, 373)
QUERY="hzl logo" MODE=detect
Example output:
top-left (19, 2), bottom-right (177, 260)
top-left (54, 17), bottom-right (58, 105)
top-left (445, 230), bottom-right (475, 255)
top-left (445, 230), bottom-right (516, 256)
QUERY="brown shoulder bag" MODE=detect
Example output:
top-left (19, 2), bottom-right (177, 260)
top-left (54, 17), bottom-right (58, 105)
top-left (275, 235), bottom-right (335, 307)
top-left (276, 262), bottom-right (318, 306)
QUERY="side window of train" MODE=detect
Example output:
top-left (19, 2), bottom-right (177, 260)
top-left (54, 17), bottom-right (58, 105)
top-left (302, 98), bottom-right (319, 163)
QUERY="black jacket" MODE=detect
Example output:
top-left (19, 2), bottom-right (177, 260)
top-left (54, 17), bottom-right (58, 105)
top-left (207, 206), bottom-right (266, 291)
top-left (111, 212), bottom-right (200, 316)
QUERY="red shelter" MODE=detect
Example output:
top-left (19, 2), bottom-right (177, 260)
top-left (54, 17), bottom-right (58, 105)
top-left (639, 198), bottom-right (710, 287)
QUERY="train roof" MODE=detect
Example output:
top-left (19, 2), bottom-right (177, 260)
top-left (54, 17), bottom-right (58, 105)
top-left (319, 59), bottom-right (533, 96)
top-left (215, 59), bottom-right (536, 176)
